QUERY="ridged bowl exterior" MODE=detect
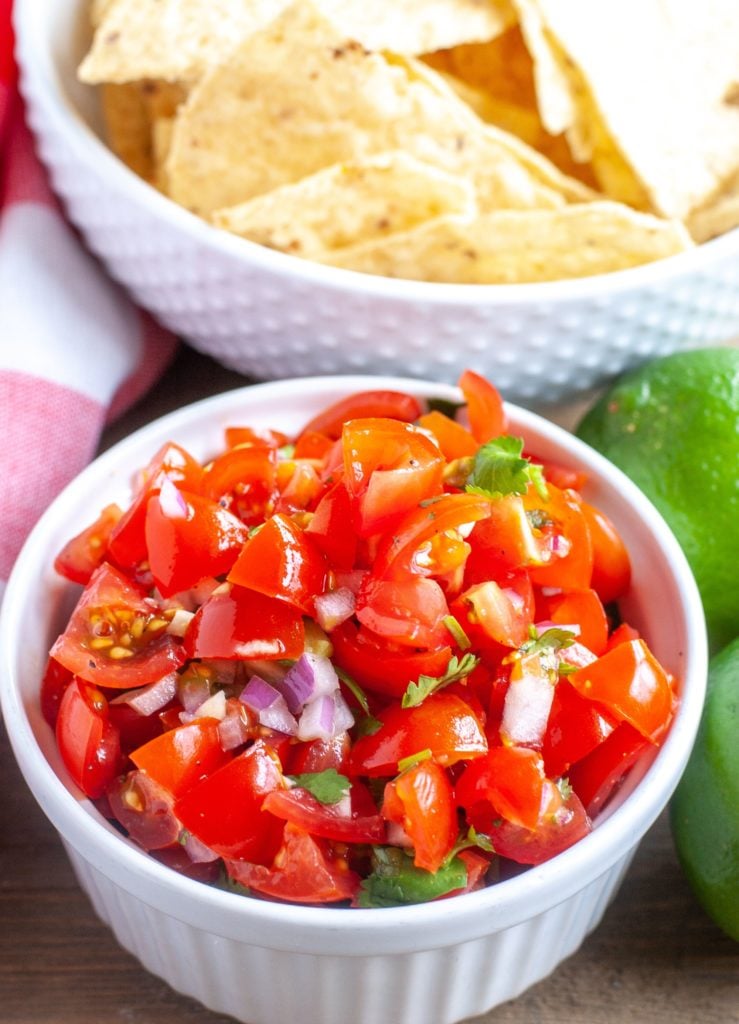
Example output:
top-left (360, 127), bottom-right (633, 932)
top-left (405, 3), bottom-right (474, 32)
top-left (14, 0), bottom-right (739, 404)
top-left (0, 378), bottom-right (708, 1024)
top-left (66, 839), bottom-right (632, 1024)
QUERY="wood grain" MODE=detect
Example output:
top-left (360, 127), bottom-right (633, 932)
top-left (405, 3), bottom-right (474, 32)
top-left (2, 345), bottom-right (736, 1023)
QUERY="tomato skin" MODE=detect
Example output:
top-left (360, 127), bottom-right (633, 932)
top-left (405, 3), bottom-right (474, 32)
top-left (546, 588), bottom-right (609, 656)
top-left (464, 496), bottom-right (545, 581)
top-left (299, 391), bottom-right (423, 441)
top-left (457, 577), bottom-right (532, 650)
top-left (525, 484), bottom-right (594, 591)
top-left (605, 622), bottom-right (640, 651)
top-left (356, 575), bottom-right (450, 650)
top-left (458, 369), bottom-right (507, 442)
top-left (581, 501), bottom-right (631, 605)
top-left (455, 746), bottom-right (545, 830)
top-left (107, 443), bottom-right (204, 571)
top-left (541, 680), bottom-right (614, 780)
top-left (228, 513), bottom-right (327, 612)
top-left (569, 639), bottom-right (674, 742)
top-left (349, 693), bottom-right (487, 777)
top-left (49, 563), bottom-right (186, 689)
top-left (480, 782), bottom-right (591, 865)
top-left (417, 410), bottom-right (478, 460)
top-left (145, 489), bottom-right (248, 598)
top-left (131, 718), bottom-right (231, 798)
top-left (184, 585), bottom-right (305, 661)
top-left (224, 426), bottom-right (289, 449)
top-left (54, 504), bottom-right (123, 585)
top-left (383, 759), bottom-right (457, 873)
top-left (342, 418), bottom-right (444, 538)
top-left (330, 620), bottom-right (452, 700)
top-left (567, 722), bottom-right (649, 817)
top-left (226, 823), bottom-right (361, 903)
top-left (175, 741), bottom-right (285, 863)
top-left (373, 493), bottom-right (492, 580)
top-left (41, 656), bottom-right (73, 727)
top-left (56, 679), bottom-right (122, 799)
top-left (305, 482), bottom-right (358, 570)
top-left (263, 787), bottom-right (386, 844)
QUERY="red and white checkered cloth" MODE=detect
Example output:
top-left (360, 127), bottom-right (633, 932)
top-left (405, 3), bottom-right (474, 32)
top-left (0, 0), bottom-right (178, 599)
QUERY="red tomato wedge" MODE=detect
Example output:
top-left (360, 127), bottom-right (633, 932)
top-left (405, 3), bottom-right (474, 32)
top-left (350, 693), bottom-right (487, 777)
top-left (54, 503), bottom-right (123, 585)
top-left (458, 369), bottom-right (506, 442)
top-left (50, 563), bottom-right (186, 689)
top-left (56, 678), bottom-right (122, 798)
top-left (228, 513), bottom-right (327, 611)
top-left (383, 758), bottom-right (458, 873)
top-left (299, 390), bottom-right (423, 440)
top-left (455, 746), bottom-right (545, 831)
top-left (201, 444), bottom-right (277, 526)
top-left (356, 575), bottom-right (450, 650)
top-left (416, 410), bottom-right (478, 460)
top-left (580, 500), bottom-right (632, 605)
top-left (131, 718), bottom-right (231, 798)
top-left (184, 585), bottom-right (305, 660)
top-left (524, 483), bottom-right (594, 591)
top-left (263, 787), bottom-right (386, 844)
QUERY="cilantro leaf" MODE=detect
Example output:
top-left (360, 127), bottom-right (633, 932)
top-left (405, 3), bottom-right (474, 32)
top-left (335, 665), bottom-right (370, 716)
top-left (287, 768), bottom-right (351, 805)
top-left (520, 627), bottom-right (576, 658)
top-left (465, 436), bottom-right (548, 501)
top-left (445, 825), bottom-right (496, 864)
top-left (401, 653), bottom-right (479, 709)
top-left (397, 748), bottom-right (432, 773)
top-left (443, 614), bottom-right (472, 651)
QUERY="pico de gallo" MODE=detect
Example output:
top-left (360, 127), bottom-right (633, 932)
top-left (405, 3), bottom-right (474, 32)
top-left (42, 371), bottom-right (677, 907)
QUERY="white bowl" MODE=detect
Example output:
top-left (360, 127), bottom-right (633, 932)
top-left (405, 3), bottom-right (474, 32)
top-left (14, 0), bottom-right (739, 405)
top-left (0, 376), bottom-right (707, 1024)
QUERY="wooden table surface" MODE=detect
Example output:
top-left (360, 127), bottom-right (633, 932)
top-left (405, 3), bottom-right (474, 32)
top-left (1, 345), bottom-right (737, 1024)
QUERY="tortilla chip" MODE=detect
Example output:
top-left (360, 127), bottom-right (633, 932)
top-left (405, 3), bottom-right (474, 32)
top-left (515, 0), bottom-right (739, 219)
top-left (687, 171), bottom-right (739, 242)
top-left (166, 2), bottom-right (571, 216)
top-left (99, 82), bottom-right (153, 179)
top-left (151, 117), bottom-right (176, 193)
top-left (90, 0), bottom-right (115, 28)
top-left (323, 203), bottom-right (693, 283)
top-left (80, 0), bottom-right (514, 84)
top-left (212, 152), bottom-right (476, 256)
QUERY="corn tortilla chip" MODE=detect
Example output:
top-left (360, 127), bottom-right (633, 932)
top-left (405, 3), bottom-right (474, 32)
top-left (323, 203), bottom-right (693, 283)
top-left (165, 2), bottom-right (572, 216)
top-left (80, 0), bottom-right (514, 85)
top-left (518, 0), bottom-right (739, 219)
top-left (687, 171), bottom-right (739, 242)
top-left (213, 152), bottom-right (476, 256)
top-left (99, 82), bottom-right (153, 179)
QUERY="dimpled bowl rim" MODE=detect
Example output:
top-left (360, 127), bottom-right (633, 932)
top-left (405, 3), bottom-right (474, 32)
top-left (15, 0), bottom-right (739, 304)
top-left (0, 377), bottom-right (708, 959)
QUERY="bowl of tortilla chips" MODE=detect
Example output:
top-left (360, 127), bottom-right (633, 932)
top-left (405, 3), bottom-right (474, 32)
top-left (14, 0), bottom-right (739, 402)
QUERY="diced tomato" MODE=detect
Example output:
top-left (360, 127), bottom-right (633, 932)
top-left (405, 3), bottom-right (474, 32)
top-left (568, 722), bottom-right (649, 817)
top-left (524, 484), bottom-right (593, 591)
top-left (175, 741), bottom-right (285, 863)
top-left (184, 585), bottom-right (305, 661)
top-left (49, 563), bottom-right (186, 689)
top-left (568, 639), bottom-right (674, 742)
top-left (299, 390), bottom-right (423, 441)
top-left (226, 823), bottom-right (361, 903)
top-left (479, 781), bottom-right (591, 865)
top-left (228, 513), bottom-right (327, 612)
top-left (530, 456), bottom-right (588, 492)
top-left (201, 444), bottom-right (278, 527)
top-left (464, 496), bottom-right (547, 581)
top-left (457, 577), bottom-right (532, 650)
top-left (383, 758), bottom-right (457, 872)
top-left (580, 501), bottom-right (632, 605)
top-left (106, 770), bottom-right (181, 850)
top-left (293, 430), bottom-right (334, 461)
top-left (54, 503), bottom-right (123, 585)
top-left (107, 442), bottom-right (204, 571)
top-left (275, 460), bottom-right (323, 514)
top-left (224, 426), bottom-right (289, 449)
top-left (356, 575), bottom-right (450, 650)
top-left (131, 718), bottom-right (231, 798)
top-left (350, 692), bottom-right (487, 777)
top-left (605, 622), bottom-right (641, 652)
top-left (330, 620), bottom-right (452, 700)
top-left (416, 410), bottom-right (478, 460)
top-left (342, 418), bottom-right (444, 537)
top-left (373, 493), bottom-right (492, 579)
top-left (55, 678), bottom-right (122, 798)
top-left (458, 369), bottom-right (506, 442)
top-left (541, 680), bottom-right (614, 780)
top-left (263, 787), bottom-right (386, 844)
top-left (456, 746), bottom-right (545, 830)
top-left (285, 733), bottom-right (350, 774)
top-left (40, 656), bottom-right (73, 727)
top-left (145, 488), bottom-right (248, 597)
top-left (546, 588), bottom-right (609, 656)
top-left (446, 849), bottom-right (491, 896)
top-left (305, 482), bottom-right (358, 570)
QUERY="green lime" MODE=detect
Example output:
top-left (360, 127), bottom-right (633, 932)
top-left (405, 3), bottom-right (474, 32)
top-left (670, 638), bottom-right (739, 941)
top-left (576, 347), bottom-right (739, 652)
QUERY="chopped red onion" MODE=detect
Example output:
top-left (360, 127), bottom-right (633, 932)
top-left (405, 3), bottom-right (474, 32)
top-left (178, 673), bottom-right (212, 714)
top-left (333, 793), bottom-right (353, 819)
top-left (559, 642), bottom-right (598, 669)
top-left (241, 676), bottom-right (297, 735)
top-left (333, 569), bottom-right (367, 595)
top-left (385, 821), bottom-right (413, 848)
top-left (158, 478), bottom-right (189, 519)
top-left (180, 830), bottom-right (220, 864)
top-left (165, 609), bottom-right (195, 637)
top-left (501, 652), bottom-right (555, 747)
top-left (314, 587), bottom-right (356, 632)
top-left (297, 690), bottom-right (354, 742)
top-left (550, 533), bottom-right (572, 557)
top-left (280, 653), bottom-right (339, 714)
top-left (218, 709), bottom-right (251, 751)
top-left (110, 673), bottom-right (177, 716)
